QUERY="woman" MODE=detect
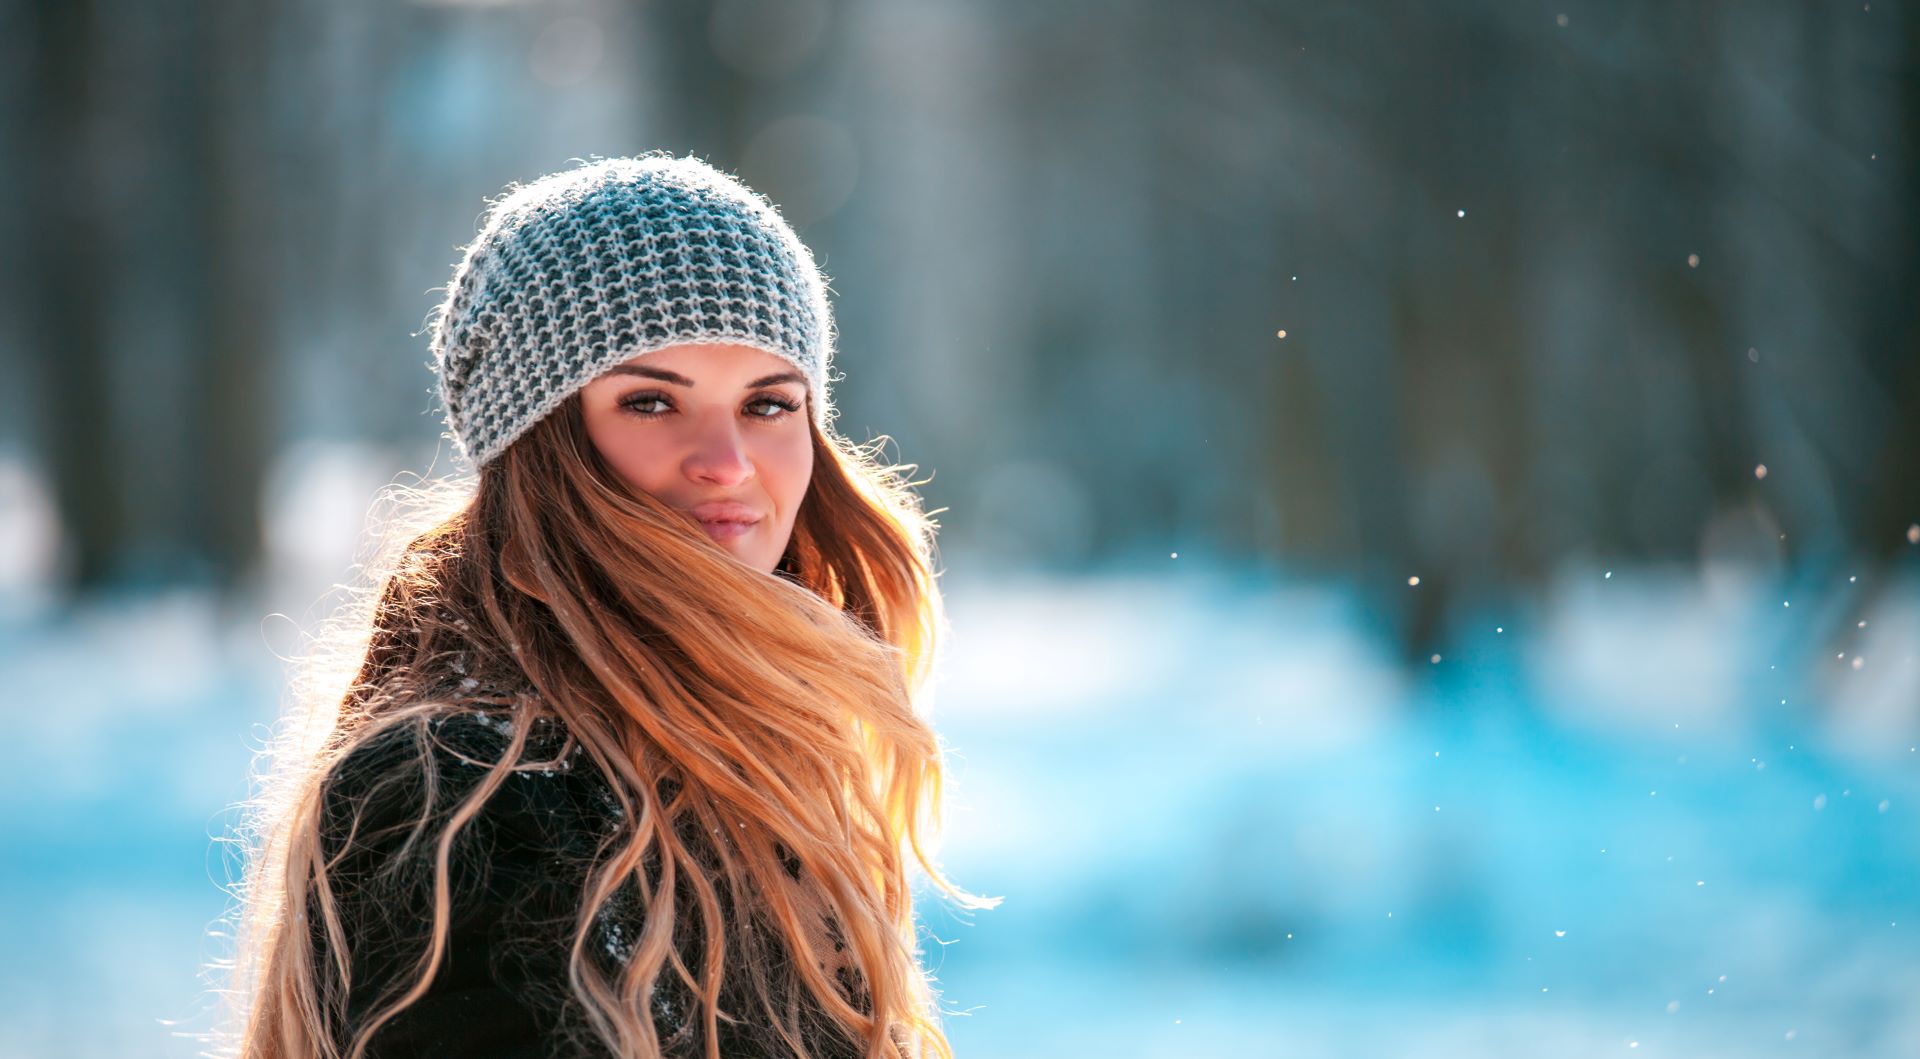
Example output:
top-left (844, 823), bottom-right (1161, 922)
top-left (221, 153), bottom-right (994, 1059)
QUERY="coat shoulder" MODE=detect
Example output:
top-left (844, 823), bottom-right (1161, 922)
top-left (312, 707), bottom-right (631, 1056)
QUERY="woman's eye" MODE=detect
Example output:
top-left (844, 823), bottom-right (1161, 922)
top-left (620, 392), bottom-right (671, 416)
top-left (748, 395), bottom-right (800, 418)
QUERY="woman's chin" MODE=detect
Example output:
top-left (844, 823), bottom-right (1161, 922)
top-left (702, 531), bottom-right (775, 572)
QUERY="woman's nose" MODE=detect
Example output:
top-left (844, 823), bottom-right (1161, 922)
top-left (682, 418), bottom-right (754, 487)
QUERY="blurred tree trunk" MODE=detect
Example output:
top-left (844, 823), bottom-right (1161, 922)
top-left (27, 0), bottom-right (115, 593)
top-left (1860, 6), bottom-right (1920, 562)
top-left (27, 0), bottom-right (271, 597)
top-left (644, 0), bottom-right (756, 164)
top-left (185, 0), bottom-right (272, 593)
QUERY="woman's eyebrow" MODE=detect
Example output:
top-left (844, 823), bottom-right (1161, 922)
top-left (743, 371), bottom-right (807, 390)
top-left (603, 365), bottom-right (806, 390)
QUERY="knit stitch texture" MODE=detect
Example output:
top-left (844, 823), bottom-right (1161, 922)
top-left (428, 153), bottom-right (836, 468)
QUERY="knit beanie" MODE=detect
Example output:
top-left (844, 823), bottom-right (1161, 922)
top-left (427, 153), bottom-right (835, 469)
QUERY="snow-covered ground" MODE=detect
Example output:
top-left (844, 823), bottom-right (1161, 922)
top-left (2, 558), bottom-right (1914, 1058)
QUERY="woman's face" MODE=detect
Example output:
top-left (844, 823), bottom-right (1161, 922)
top-left (579, 342), bottom-right (814, 574)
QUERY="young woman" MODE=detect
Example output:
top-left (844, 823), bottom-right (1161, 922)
top-left (220, 154), bottom-right (994, 1059)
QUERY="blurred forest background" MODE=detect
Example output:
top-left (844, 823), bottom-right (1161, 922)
top-left (9, 0), bottom-right (1916, 641)
top-left (3, 1), bottom-right (1917, 1057)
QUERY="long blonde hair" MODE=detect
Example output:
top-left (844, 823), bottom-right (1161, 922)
top-left (213, 391), bottom-right (996, 1059)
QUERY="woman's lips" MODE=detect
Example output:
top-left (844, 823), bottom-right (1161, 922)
top-left (689, 501), bottom-right (760, 542)
top-left (698, 518), bottom-right (757, 541)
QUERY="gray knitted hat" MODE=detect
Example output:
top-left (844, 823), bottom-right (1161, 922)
top-left (427, 153), bottom-right (835, 468)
